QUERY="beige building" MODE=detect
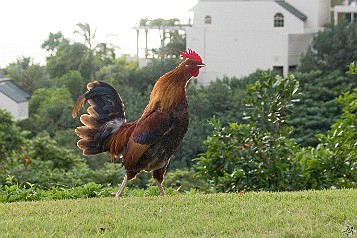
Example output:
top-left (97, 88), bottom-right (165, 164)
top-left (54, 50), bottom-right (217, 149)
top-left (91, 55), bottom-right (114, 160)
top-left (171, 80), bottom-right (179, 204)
top-left (333, 0), bottom-right (357, 24)
top-left (0, 79), bottom-right (30, 120)
top-left (186, 0), bottom-right (331, 85)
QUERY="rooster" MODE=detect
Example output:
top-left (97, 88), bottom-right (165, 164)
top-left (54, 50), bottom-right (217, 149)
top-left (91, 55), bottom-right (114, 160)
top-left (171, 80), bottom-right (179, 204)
top-left (72, 49), bottom-right (205, 197)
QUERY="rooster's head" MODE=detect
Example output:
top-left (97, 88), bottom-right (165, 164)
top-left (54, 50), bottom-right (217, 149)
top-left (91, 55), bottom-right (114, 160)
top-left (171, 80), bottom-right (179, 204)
top-left (180, 49), bottom-right (205, 77)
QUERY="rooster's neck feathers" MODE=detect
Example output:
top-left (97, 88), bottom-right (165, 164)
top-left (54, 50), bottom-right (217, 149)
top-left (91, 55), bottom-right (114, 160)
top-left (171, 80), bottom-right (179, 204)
top-left (144, 60), bottom-right (190, 113)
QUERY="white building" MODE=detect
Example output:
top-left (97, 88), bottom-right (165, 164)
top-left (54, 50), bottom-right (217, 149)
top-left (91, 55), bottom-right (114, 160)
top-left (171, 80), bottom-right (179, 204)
top-left (0, 79), bottom-right (31, 120)
top-left (333, 0), bottom-right (357, 24)
top-left (186, 0), bottom-right (331, 85)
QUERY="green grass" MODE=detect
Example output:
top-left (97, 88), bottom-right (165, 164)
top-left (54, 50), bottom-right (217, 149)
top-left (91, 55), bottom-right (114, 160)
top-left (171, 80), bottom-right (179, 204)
top-left (0, 189), bottom-right (356, 237)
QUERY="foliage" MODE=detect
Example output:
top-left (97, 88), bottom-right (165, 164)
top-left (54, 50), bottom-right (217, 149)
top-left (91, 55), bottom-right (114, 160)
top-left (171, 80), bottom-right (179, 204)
top-left (133, 58), bottom-right (182, 92)
top-left (73, 22), bottom-right (99, 82)
top-left (1, 103), bottom-right (122, 189)
top-left (161, 169), bottom-right (208, 192)
top-left (159, 31), bottom-right (186, 58)
top-left (0, 179), bottom-right (186, 203)
top-left (288, 70), bottom-right (356, 146)
top-left (195, 65), bottom-right (357, 192)
top-left (0, 136), bottom-right (86, 187)
top-left (292, 22), bottom-right (357, 146)
top-left (41, 31), bottom-right (65, 56)
top-left (195, 73), bottom-right (302, 192)
top-left (44, 23), bottom-right (117, 84)
top-left (55, 70), bottom-right (84, 101)
top-left (0, 110), bottom-right (26, 159)
top-left (26, 87), bottom-right (78, 136)
top-left (3, 57), bottom-right (50, 93)
top-left (45, 41), bottom-right (88, 80)
top-left (295, 63), bottom-right (357, 189)
top-left (244, 73), bottom-right (299, 132)
top-left (0, 132), bottom-right (123, 188)
top-left (96, 56), bottom-right (139, 89)
top-left (0, 181), bottom-right (114, 203)
top-left (299, 21), bottom-right (357, 73)
top-left (195, 119), bottom-right (302, 192)
top-left (139, 18), bottom-right (186, 58)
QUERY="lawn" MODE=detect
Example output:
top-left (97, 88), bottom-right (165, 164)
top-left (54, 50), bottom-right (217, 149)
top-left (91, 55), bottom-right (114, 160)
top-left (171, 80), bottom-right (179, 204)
top-left (0, 189), bottom-right (356, 237)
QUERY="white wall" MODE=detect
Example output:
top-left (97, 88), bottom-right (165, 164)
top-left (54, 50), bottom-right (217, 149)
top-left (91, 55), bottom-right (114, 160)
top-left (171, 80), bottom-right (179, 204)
top-left (17, 101), bottom-right (29, 120)
top-left (286, 0), bottom-right (331, 30)
top-left (0, 93), bottom-right (29, 120)
top-left (187, 0), bottom-right (307, 84)
top-left (288, 33), bottom-right (315, 65)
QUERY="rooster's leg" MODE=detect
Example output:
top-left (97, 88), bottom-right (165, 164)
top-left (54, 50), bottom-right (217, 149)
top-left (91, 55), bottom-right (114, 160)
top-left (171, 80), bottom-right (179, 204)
top-left (153, 166), bottom-right (167, 196)
top-left (113, 174), bottom-right (128, 198)
top-left (155, 179), bottom-right (165, 196)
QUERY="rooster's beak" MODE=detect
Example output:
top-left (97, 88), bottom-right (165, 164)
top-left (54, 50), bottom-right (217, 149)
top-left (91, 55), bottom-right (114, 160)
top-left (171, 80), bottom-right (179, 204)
top-left (198, 63), bottom-right (206, 68)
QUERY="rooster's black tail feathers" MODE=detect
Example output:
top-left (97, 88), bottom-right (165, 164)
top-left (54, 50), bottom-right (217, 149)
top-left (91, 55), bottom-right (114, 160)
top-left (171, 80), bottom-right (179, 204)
top-left (72, 81), bottom-right (126, 155)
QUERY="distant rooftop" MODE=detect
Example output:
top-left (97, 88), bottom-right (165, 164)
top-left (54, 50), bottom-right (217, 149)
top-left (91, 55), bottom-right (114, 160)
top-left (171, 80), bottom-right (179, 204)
top-left (276, 1), bottom-right (308, 21)
top-left (0, 79), bottom-right (31, 103)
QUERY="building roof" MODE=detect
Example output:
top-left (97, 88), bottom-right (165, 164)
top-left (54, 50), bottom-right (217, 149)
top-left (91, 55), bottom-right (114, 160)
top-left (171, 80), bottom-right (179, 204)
top-left (276, 1), bottom-right (307, 21)
top-left (0, 79), bottom-right (31, 103)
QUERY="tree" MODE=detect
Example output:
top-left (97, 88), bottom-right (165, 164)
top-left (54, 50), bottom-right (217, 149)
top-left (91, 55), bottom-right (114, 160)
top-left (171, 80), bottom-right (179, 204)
top-left (73, 22), bottom-right (97, 82)
top-left (74, 22), bottom-right (117, 82)
top-left (143, 18), bottom-right (186, 58)
top-left (131, 58), bottom-right (182, 93)
top-left (95, 42), bottom-right (117, 66)
top-left (296, 63), bottom-right (357, 189)
top-left (194, 73), bottom-right (302, 192)
top-left (0, 135), bottom-right (123, 187)
top-left (41, 32), bottom-right (65, 56)
top-left (56, 70), bottom-right (84, 101)
top-left (159, 31), bottom-right (186, 58)
top-left (26, 87), bottom-right (78, 136)
top-left (299, 21), bottom-right (357, 73)
top-left (4, 57), bottom-right (49, 93)
top-left (44, 23), bottom-right (117, 84)
top-left (291, 21), bottom-right (357, 146)
top-left (0, 110), bottom-right (26, 160)
top-left (45, 40), bottom-right (87, 80)
top-left (288, 70), bottom-right (356, 147)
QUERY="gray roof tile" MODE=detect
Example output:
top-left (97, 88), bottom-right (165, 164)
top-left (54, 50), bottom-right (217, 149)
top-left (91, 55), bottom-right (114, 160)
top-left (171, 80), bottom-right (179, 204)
top-left (0, 79), bottom-right (31, 103)
top-left (276, 1), bottom-right (307, 21)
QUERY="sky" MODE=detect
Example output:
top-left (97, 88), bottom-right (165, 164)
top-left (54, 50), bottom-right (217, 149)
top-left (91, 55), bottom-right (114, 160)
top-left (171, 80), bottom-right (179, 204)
top-left (0, 0), bottom-right (197, 68)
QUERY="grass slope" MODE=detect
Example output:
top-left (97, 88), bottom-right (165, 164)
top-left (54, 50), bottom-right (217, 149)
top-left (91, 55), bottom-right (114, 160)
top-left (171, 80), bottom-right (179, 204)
top-left (0, 189), bottom-right (356, 237)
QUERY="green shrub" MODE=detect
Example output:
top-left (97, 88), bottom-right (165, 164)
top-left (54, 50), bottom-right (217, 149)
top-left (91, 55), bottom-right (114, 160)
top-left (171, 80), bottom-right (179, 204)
top-left (194, 73), bottom-right (303, 192)
top-left (296, 63), bottom-right (357, 189)
top-left (0, 180), bottom-right (115, 202)
top-left (194, 119), bottom-right (302, 192)
top-left (163, 169), bottom-right (208, 192)
top-left (0, 110), bottom-right (26, 159)
top-left (0, 135), bottom-right (122, 188)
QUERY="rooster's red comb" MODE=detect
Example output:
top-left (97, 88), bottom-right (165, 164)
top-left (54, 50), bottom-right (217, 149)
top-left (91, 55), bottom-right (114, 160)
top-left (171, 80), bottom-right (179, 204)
top-left (180, 49), bottom-right (202, 63)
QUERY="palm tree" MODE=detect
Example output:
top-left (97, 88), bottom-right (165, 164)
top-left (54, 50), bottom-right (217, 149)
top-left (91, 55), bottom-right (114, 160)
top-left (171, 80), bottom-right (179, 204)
top-left (74, 22), bottom-right (96, 52)
top-left (138, 18), bottom-right (149, 58)
top-left (73, 22), bottom-right (98, 82)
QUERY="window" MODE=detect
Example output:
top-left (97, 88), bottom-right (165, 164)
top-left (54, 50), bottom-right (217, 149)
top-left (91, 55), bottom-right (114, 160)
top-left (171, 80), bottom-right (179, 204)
top-left (289, 65), bottom-right (297, 73)
top-left (274, 13), bottom-right (284, 27)
top-left (205, 15), bottom-right (212, 24)
top-left (273, 66), bottom-right (284, 75)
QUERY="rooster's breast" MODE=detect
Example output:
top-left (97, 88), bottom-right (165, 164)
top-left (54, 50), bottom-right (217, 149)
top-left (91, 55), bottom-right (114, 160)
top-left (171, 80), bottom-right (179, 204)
top-left (136, 101), bottom-right (189, 171)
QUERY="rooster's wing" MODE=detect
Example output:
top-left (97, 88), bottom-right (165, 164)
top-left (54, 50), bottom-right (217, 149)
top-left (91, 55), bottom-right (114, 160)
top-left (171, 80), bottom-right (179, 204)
top-left (123, 108), bottom-right (173, 169)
